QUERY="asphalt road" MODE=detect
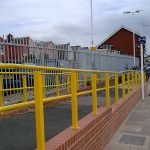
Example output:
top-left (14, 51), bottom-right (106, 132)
top-left (0, 89), bottom-right (126, 150)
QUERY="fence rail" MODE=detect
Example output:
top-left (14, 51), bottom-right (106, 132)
top-left (0, 41), bottom-right (139, 70)
top-left (0, 64), bottom-right (147, 150)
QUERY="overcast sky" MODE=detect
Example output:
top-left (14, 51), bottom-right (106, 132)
top-left (0, 0), bottom-right (150, 53)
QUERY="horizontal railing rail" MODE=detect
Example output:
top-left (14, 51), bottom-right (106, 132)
top-left (0, 64), bottom-right (147, 150)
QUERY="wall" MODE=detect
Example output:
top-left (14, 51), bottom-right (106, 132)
top-left (45, 86), bottom-right (146, 150)
top-left (76, 50), bottom-right (139, 71)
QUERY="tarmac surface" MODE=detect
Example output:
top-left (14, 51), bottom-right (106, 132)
top-left (0, 89), bottom-right (125, 150)
top-left (105, 81), bottom-right (150, 150)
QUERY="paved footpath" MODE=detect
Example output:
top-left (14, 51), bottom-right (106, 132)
top-left (105, 81), bottom-right (150, 150)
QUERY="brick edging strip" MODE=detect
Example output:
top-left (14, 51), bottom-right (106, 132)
top-left (45, 84), bottom-right (148, 150)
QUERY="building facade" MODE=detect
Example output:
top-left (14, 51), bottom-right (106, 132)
top-left (96, 26), bottom-right (141, 59)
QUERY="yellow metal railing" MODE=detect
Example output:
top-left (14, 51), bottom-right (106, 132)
top-left (0, 64), bottom-right (147, 150)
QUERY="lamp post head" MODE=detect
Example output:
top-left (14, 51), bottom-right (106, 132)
top-left (135, 10), bottom-right (143, 13)
top-left (123, 11), bottom-right (132, 14)
top-left (123, 10), bottom-right (143, 14)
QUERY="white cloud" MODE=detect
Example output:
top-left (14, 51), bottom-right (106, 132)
top-left (0, 0), bottom-right (150, 53)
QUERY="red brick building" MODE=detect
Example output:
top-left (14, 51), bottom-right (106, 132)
top-left (0, 34), bottom-right (31, 63)
top-left (96, 26), bottom-right (141, 58)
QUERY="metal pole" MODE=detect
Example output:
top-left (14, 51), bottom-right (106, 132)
top-left (90, 0), bottom-right (94, 46)
top-left (140, 43), bottom-right (144, 100)
top-left (132, 13), bottom-right (136, 66)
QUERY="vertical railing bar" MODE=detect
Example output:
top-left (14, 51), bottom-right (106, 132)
top-left (122, 73), bottom-right (125, 98)
top-left (91, 74), bottom-right (97, 115)
top-left (71, 72), bottom-right (78, 129)
top-left (115, 73), bottom-right (119, 104)
top-left (34, 72), bottom-right (45, 150)
top-left (105, 72), bottom-right (110, 108)
top-left (23, 75), bottom-right (27, 102)
top-left (0, 75), bottom-right (3, 107)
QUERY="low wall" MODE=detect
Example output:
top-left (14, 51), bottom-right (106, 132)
top-left (45, 85), bottom-right (147, 150)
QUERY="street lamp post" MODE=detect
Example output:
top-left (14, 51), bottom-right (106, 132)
top-left (90, 0), bottom-right (96, 51)
top-left (90, 0), bottom-right (93, 46)
top-left (123, 10), bottom-right (143, 66)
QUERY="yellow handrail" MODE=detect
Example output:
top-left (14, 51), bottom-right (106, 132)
top-left (0, 63), bottom-right (146, 150)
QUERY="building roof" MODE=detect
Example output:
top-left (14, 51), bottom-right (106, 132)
top-left (96, 26), bottom-right (141, 48)
top-left (71, 45), bottom-right (81, 51)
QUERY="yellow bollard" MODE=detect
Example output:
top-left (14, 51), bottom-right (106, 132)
top-left (115, 73), bottom-right (119, 105)
top-left (91, 74), bottom-right (97, 115)
top-left (132, 72), bottom-right (134, 91)
top-left (23, 75), bottom-right (27, 102)
top-left (56, 74), bottom-right (59, 96)
top-left (105, 73), bottom-right (110, 108)
top-left (0, 75), bottom-right (3, 107)
top-left (122, 73), bottom-right (125, 98)
top-left (127, 73), bottom-right (130, 95)
top-left (34, 72), bottom-right (45, 150)
top-left (71, 72), bottom-right (78, 129)
top-left (84, 73), bottom-right (87, 88)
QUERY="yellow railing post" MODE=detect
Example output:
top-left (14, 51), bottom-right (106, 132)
top-left (76, 73), bottom-right (79, 91)
top-left (84, 73), bottom-right (87, 88)
top-left (122, 73), bottom-right (125, 98)
top-left (0, 75), bottom-right (3, 107)
top-left (23, 75), bottom-right (27, 102)
top-left (138, 72), bottom-right (140, 87)
top-left (71, 72), bottom-right (78, 129)
top-left (127, 72), bottom-right (130, 95)
top-left (56, 74), bottom-right (59, 96)
top-left (105, 73), bottom-right (110, 108)
top-left (42, 74), bottom-right (45, 98)
top-left (132, 72), bottom-right (134, 91)
top-left (34, 72), bottom-right (45, 150)
top-left (134, 72), bottom-right (137, 88)
top-left (115, 73), bottom-right (119, 105)
top-left (91, 74), bottom-right (97, 115)
top-left (67, 75), bottom-right (70, 93)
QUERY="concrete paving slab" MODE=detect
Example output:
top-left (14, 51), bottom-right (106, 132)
top-left (119, 134), bottom-right (146, 146)
top-left (105, 82), bottom-right (150, 150)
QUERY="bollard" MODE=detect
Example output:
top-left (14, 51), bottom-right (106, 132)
top-left (115, 73), bottom-right (119, 104)
top-left (0, 75), bottom-right (3, 107)
top-left (34, 72), bottom-right (45, 150)
top-left (91, 74), bottom-right (97, 115)
top-left (23, 75), bottom-right (27, 102)
top-left (71, 72), bottom-right (78, 129)
top-left (56, 74), bottom-right (59, 96)
top-left (127, 73), bottom-right (130, 95)
top-left (122, 73), bottom-right (125, 98)
top-left (105, 73), bottom-right (110, 108)
top-left (84, 73), bottom-right (87, 88)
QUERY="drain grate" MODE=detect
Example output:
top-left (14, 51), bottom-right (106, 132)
top-left (119, 134), bottom-right (146, 146)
